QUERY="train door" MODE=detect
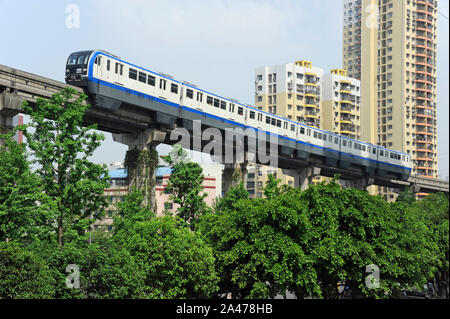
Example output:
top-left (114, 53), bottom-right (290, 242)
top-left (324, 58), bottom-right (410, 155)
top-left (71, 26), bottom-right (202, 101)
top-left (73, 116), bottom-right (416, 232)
top-left (94, 55), bottom-right (103, 78)
top-left (115, 62), bottom-right (124, 85)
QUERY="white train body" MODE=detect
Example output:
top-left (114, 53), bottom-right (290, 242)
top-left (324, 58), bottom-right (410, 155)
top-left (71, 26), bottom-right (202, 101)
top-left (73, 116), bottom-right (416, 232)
top-left (65, 50), bottom-right (412, 180)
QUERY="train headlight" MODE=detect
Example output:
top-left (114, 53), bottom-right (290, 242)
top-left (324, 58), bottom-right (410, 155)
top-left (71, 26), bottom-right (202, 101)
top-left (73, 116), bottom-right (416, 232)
top-left (66, 69), bottom-right (69, 73)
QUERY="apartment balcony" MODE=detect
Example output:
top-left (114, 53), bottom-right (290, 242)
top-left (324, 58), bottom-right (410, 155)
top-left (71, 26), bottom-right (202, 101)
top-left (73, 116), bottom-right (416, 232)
top-left (340, 104), bottom-right (356, 113)
top-left (305, 104), bottom-right (319, 109)
top-left (305, 113), bottom-right (319, 120)
top-left (340, 130), bottom-right (356, 137)
top-left (305, 98), bottom-right (318, 105)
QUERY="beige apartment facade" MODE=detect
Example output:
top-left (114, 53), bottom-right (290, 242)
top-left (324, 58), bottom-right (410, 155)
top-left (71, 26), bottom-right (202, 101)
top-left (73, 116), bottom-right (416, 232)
top-left (250, 61), bottom-right (324, 196)
top-left (322, 68), bottom-right (361, 140)
top-left (248, 62), bottom-right (361, 197)
top-left (343, 0), bottom-right (439, 199)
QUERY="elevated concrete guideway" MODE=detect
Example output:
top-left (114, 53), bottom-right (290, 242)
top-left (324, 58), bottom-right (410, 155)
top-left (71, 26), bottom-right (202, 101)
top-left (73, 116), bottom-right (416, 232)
top-left (0, 63), bottom-right (448, 197)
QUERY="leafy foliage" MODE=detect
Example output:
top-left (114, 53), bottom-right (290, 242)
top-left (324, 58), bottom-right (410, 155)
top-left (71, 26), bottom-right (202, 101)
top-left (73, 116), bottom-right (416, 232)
top-left (0, 241), bottom-right (56, 298)
top-left (22, 87), bottom-right (110, 246)
top-left (0, 132), bottom-right (57, 244)
top-left (113, 214), bottom-right (219, 298)
top-left (199, 178), bottom-right (449, 299)
top-left (161, 145), bottom-right (210, 230)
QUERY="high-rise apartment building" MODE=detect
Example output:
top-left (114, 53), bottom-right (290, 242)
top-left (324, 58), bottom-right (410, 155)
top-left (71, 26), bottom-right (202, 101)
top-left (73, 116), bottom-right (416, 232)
top-left (343, 0), bottom-right (439, 198)
top-left (249, 62), bottom-right (362, 197)
top-left (322, 69), bottom-right (361, 140)
top-left (250, 61), bottom-right (324, 196)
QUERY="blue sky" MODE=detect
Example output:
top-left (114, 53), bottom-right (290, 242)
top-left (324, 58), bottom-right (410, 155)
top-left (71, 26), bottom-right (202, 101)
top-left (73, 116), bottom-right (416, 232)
top-left (0, 0), bottom-right (448, 179)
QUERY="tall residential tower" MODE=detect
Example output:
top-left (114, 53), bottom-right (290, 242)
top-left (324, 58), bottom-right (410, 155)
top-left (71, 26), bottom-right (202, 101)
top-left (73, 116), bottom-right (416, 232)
top-left (343, 0), bottom-right (439, 198)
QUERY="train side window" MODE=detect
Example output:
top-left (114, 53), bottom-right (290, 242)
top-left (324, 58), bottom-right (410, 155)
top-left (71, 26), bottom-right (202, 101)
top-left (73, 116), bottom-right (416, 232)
top-left (328, 135), bottom-right (332, 143)
top-left (380, 150), bottom-right (383, 156)
top-left (220, 100), bottom-right (226, 110)
top-left (283, 121), bottom-right (288, 130)
top-left (276, 120), bottom-right (281, 128)
top-left (115, 62), bottom-right (119, 74)
top-left (300, 127), bottom-right (305, 134)
top-left (266, 116), bottom-right (271, 124)
top-left (402, 155), bottom-right (405, 161)
top-left (373, 148), bottom-right (377, 155)
top-left (197, 92), bottom-right (203, 102)
top-left (148, 75), bottom-right (155, 86)
top-left (249, 111), bottom-right (255, 119)
top-left (314, 131), bottom-right (318, 139)
top-left (160, 79), bottom-right (167, 90)
top-left (229, 103), bottom-right (235, 113)
top-left (120, 64), bottom-right (123, 75)
top-left (186, 89), bottom-right (194, 99)
top-left (129, 68), bottom-right (137, 80)
top-left (207, 96), bottom-right (213, 105)
top-left (271, 118), bottom-right (276, 126)
top-left (107, 60), bottom-right (111, 71)
top-left (335, 137), bottom-right (339, 144)
top-left (348, 141), bottom-right (352, 148)
top-left (322, 134), bottom-right (327, 141)
top-left (213, 98), bottom-right (219, 108)
top-left (171, 83), bottom-right (178, 94)
top-left (343, 140), bottom-right (347, 147)
top-left (362, 145), bottom-right (366, 152)
top-left (139, 72), bottom-right (146, 83)
top-left (291, 124), bottom-right (296, 132)
top-left (238, 107), bottom-right (244, 116)
top-left (307, 129), bottom-right (311, 136)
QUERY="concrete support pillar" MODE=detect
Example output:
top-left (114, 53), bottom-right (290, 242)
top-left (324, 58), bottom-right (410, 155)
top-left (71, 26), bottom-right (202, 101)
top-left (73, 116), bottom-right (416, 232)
top-left (283, 166), bottom-right (321, 191)
top-left (222, 162), bottom-right (248, 195)
top-left (0, 91), bottom-right (23, 136)
top-left (347, 177), bottom-right (375, 191)
top-left (409, 184), bottom-right (421, 195)
top-left (113, 129), bottom-right (166, 211)
top-left (0, 115), bottom-right (14, 134)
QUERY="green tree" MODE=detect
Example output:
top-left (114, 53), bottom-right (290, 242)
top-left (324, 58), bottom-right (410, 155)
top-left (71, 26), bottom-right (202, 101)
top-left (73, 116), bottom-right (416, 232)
top-left (33, 240), bottom-right (146, 299)
top-left (0, 241), bottom-right (56, 298)
top-left (198, 181), bottom-right (321, 299)
top-left (201, 178), bottom-right (445, 299)
top-left (113, 214), bottom-right (219, 298)
top-left (410, 193), bottom-right (449, 298)
top-left (22, 88), bottom-right (110, 246)
top-left (161, 145), bottom-right (210, 230)
top-left (0, 132), bottom-right (57, 244)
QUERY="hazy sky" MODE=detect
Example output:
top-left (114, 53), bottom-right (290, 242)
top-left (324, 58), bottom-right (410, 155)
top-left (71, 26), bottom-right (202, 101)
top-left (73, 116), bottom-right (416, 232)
top-left (0, 0), bottom-right (448, 178)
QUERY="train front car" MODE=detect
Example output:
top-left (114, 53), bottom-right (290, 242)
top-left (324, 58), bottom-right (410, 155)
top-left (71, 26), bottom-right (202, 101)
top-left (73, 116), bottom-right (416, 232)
top-left (65, 50), bottom-right (94, 86)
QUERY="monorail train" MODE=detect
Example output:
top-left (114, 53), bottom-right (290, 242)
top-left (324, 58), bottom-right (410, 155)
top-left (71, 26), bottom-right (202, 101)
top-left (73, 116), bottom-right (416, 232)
top-left (65, 49), bottom-right (412, 180)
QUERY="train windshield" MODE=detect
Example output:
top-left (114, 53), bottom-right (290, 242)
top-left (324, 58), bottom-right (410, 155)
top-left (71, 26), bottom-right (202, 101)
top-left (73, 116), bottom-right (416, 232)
top-left (67, 54), bottom-right (89, 65)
